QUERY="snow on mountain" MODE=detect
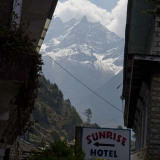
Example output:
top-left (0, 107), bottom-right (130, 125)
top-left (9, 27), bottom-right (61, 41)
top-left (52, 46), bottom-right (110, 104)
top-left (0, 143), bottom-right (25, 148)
top-left (42, 16), bottom-right (124, 74)
top-left (41, 16), bottom-right (124, 126)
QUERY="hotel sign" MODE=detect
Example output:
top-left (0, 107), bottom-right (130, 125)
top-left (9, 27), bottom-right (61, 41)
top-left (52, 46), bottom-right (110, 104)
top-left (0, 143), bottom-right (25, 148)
top-left (81, 127), bottom-right (130, 160)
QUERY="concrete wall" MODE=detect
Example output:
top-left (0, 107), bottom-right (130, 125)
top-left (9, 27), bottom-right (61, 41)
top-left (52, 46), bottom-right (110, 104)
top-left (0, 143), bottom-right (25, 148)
top-left (21, 0), bottom-right (55, 47)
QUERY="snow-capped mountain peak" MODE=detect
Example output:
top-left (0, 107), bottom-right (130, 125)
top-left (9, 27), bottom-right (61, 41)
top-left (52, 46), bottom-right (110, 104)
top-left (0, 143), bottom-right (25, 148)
top-left (42, 17), bottom-right (124, 123)
top-left (43, 16), bottom-right (124, 74)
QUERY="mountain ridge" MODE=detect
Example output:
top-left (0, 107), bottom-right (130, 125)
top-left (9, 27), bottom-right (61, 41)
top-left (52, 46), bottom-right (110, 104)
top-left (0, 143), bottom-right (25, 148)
top-left (31, 76), bottom-right (99, 145)
top-left (41, 16), bottom-right (124, 127)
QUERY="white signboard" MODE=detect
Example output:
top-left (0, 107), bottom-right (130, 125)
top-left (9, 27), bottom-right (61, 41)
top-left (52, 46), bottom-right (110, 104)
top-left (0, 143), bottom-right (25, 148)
top-left (81, 127), bottom-right (131, 160)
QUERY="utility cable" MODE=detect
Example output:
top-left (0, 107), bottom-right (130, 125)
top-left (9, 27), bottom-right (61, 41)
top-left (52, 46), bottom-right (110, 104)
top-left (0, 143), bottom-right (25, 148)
top-left (43, 52), bottom-right (123, 114)
top-left (100, 115), bottom-right (123, 126)
top-left (80, 110), bottom-right (122, 127)
top-left (117, 83), bottom-right (123, 89)
top-left (33, 126), bottom-right (54, 143)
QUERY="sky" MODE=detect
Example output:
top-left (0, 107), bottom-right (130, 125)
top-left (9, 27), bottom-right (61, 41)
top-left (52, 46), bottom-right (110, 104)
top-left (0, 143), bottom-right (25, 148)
top-left (55, 0), bottom-right (128, 37)
top-left (59, 0), bottom-right (118, 11)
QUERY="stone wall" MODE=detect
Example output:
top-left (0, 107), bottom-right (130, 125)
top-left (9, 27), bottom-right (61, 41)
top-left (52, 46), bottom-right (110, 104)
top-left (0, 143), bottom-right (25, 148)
top-left (133, 74), bottom-right (160, 160)
top-left (0, 0), bottom-right (13, 25)
top-left (147, 73), bottom-right (160, 160)
top-left (131, 147), bottom-right (147, 160)
top-left (151, 17), bottom-right (160, 55)
top-left (133, 83), bottom-right (150, 150)
top-left (146, 17), bottom-right (160, 159)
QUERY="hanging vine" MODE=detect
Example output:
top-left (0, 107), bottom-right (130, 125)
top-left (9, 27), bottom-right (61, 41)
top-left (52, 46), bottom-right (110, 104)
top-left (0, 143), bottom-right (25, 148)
top-left (146, 0), bottom-right (160, 16)
top-left (0, 16), bottom-right (43, 142)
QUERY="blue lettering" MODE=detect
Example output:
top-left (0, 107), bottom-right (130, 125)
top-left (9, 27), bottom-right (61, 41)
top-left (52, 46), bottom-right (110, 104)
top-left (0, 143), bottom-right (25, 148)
top-left (97, 150), bottom-right (103, 157)
top-left (109, 150), bottom-right (113, 157)
top-left (114, 151), bottom-right (118, 157)
top-left (90, 149), bottom-right (118, 158)
top-left (90, 149), bottom-right (96, 156)
top-left (104, 150), bottom-right (108, 157)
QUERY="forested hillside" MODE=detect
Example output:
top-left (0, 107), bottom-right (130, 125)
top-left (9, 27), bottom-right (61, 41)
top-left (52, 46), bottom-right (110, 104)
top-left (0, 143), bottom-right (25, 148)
top-left (30, 76), bottom-right (84, 145)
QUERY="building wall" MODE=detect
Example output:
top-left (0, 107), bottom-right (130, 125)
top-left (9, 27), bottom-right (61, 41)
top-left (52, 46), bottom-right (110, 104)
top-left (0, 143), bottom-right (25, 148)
top-left (147, 73), bottom-right (160, 159)
top-left (21, 0), bottom-right (54, 47)
top-left (132, 17), bottom-right (160, 160)
top-left (151, 17), bottom-right (160, 55)
top-left (146, 17), bottom-right (160, 159)
top-left (133, 83), bottom-right (150, 151)
top-left (133, 75), bottom-right (160, 160)
top-left (0, 0), bottom-right (13, 25)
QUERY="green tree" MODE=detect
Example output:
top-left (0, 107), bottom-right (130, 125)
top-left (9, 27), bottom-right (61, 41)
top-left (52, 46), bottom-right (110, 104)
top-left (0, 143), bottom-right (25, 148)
top-left (50, 130), bottom-right (61, 141)
top-left (84, 108), bottom-right (92, 124)
top-left (117, 125), bottom-right (123, 129)
top-left (145, 0), bottom-right (160, 16)
top-left (29, 141), bottom-right (85, 160)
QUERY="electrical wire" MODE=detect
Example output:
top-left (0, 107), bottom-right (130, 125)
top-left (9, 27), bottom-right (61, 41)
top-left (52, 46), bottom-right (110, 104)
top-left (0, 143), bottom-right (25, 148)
top-left (33, 126), bottom-right (54, 143)
top-left (80, 110), bottom-right (122, 127)
top-left (43, 52), bottom-right (123, 114)
top-left (100, 115), bottom-right (123, 126)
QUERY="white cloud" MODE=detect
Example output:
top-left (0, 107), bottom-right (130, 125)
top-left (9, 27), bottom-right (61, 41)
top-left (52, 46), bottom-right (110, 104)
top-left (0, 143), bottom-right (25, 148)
top-left (55, 0), bottom-right (127, 37)
top-left (107, 0), bottom-right (128, 37)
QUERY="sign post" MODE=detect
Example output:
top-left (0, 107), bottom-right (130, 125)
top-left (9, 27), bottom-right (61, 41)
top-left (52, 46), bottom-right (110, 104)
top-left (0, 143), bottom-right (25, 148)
top-left (76, 127), bottom-right (131, 160)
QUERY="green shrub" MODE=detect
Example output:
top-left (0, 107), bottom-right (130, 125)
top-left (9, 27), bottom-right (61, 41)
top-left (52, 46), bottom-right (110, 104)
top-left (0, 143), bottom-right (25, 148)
top-left (29, 141), bottom-right (85, 160)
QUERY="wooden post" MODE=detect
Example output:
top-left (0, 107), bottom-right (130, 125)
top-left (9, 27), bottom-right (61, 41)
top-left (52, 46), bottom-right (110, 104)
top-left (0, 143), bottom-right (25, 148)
top-left (75, 126), bottom-right (83, 158)
top-left (75, 126), bottom-right (82, 145)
